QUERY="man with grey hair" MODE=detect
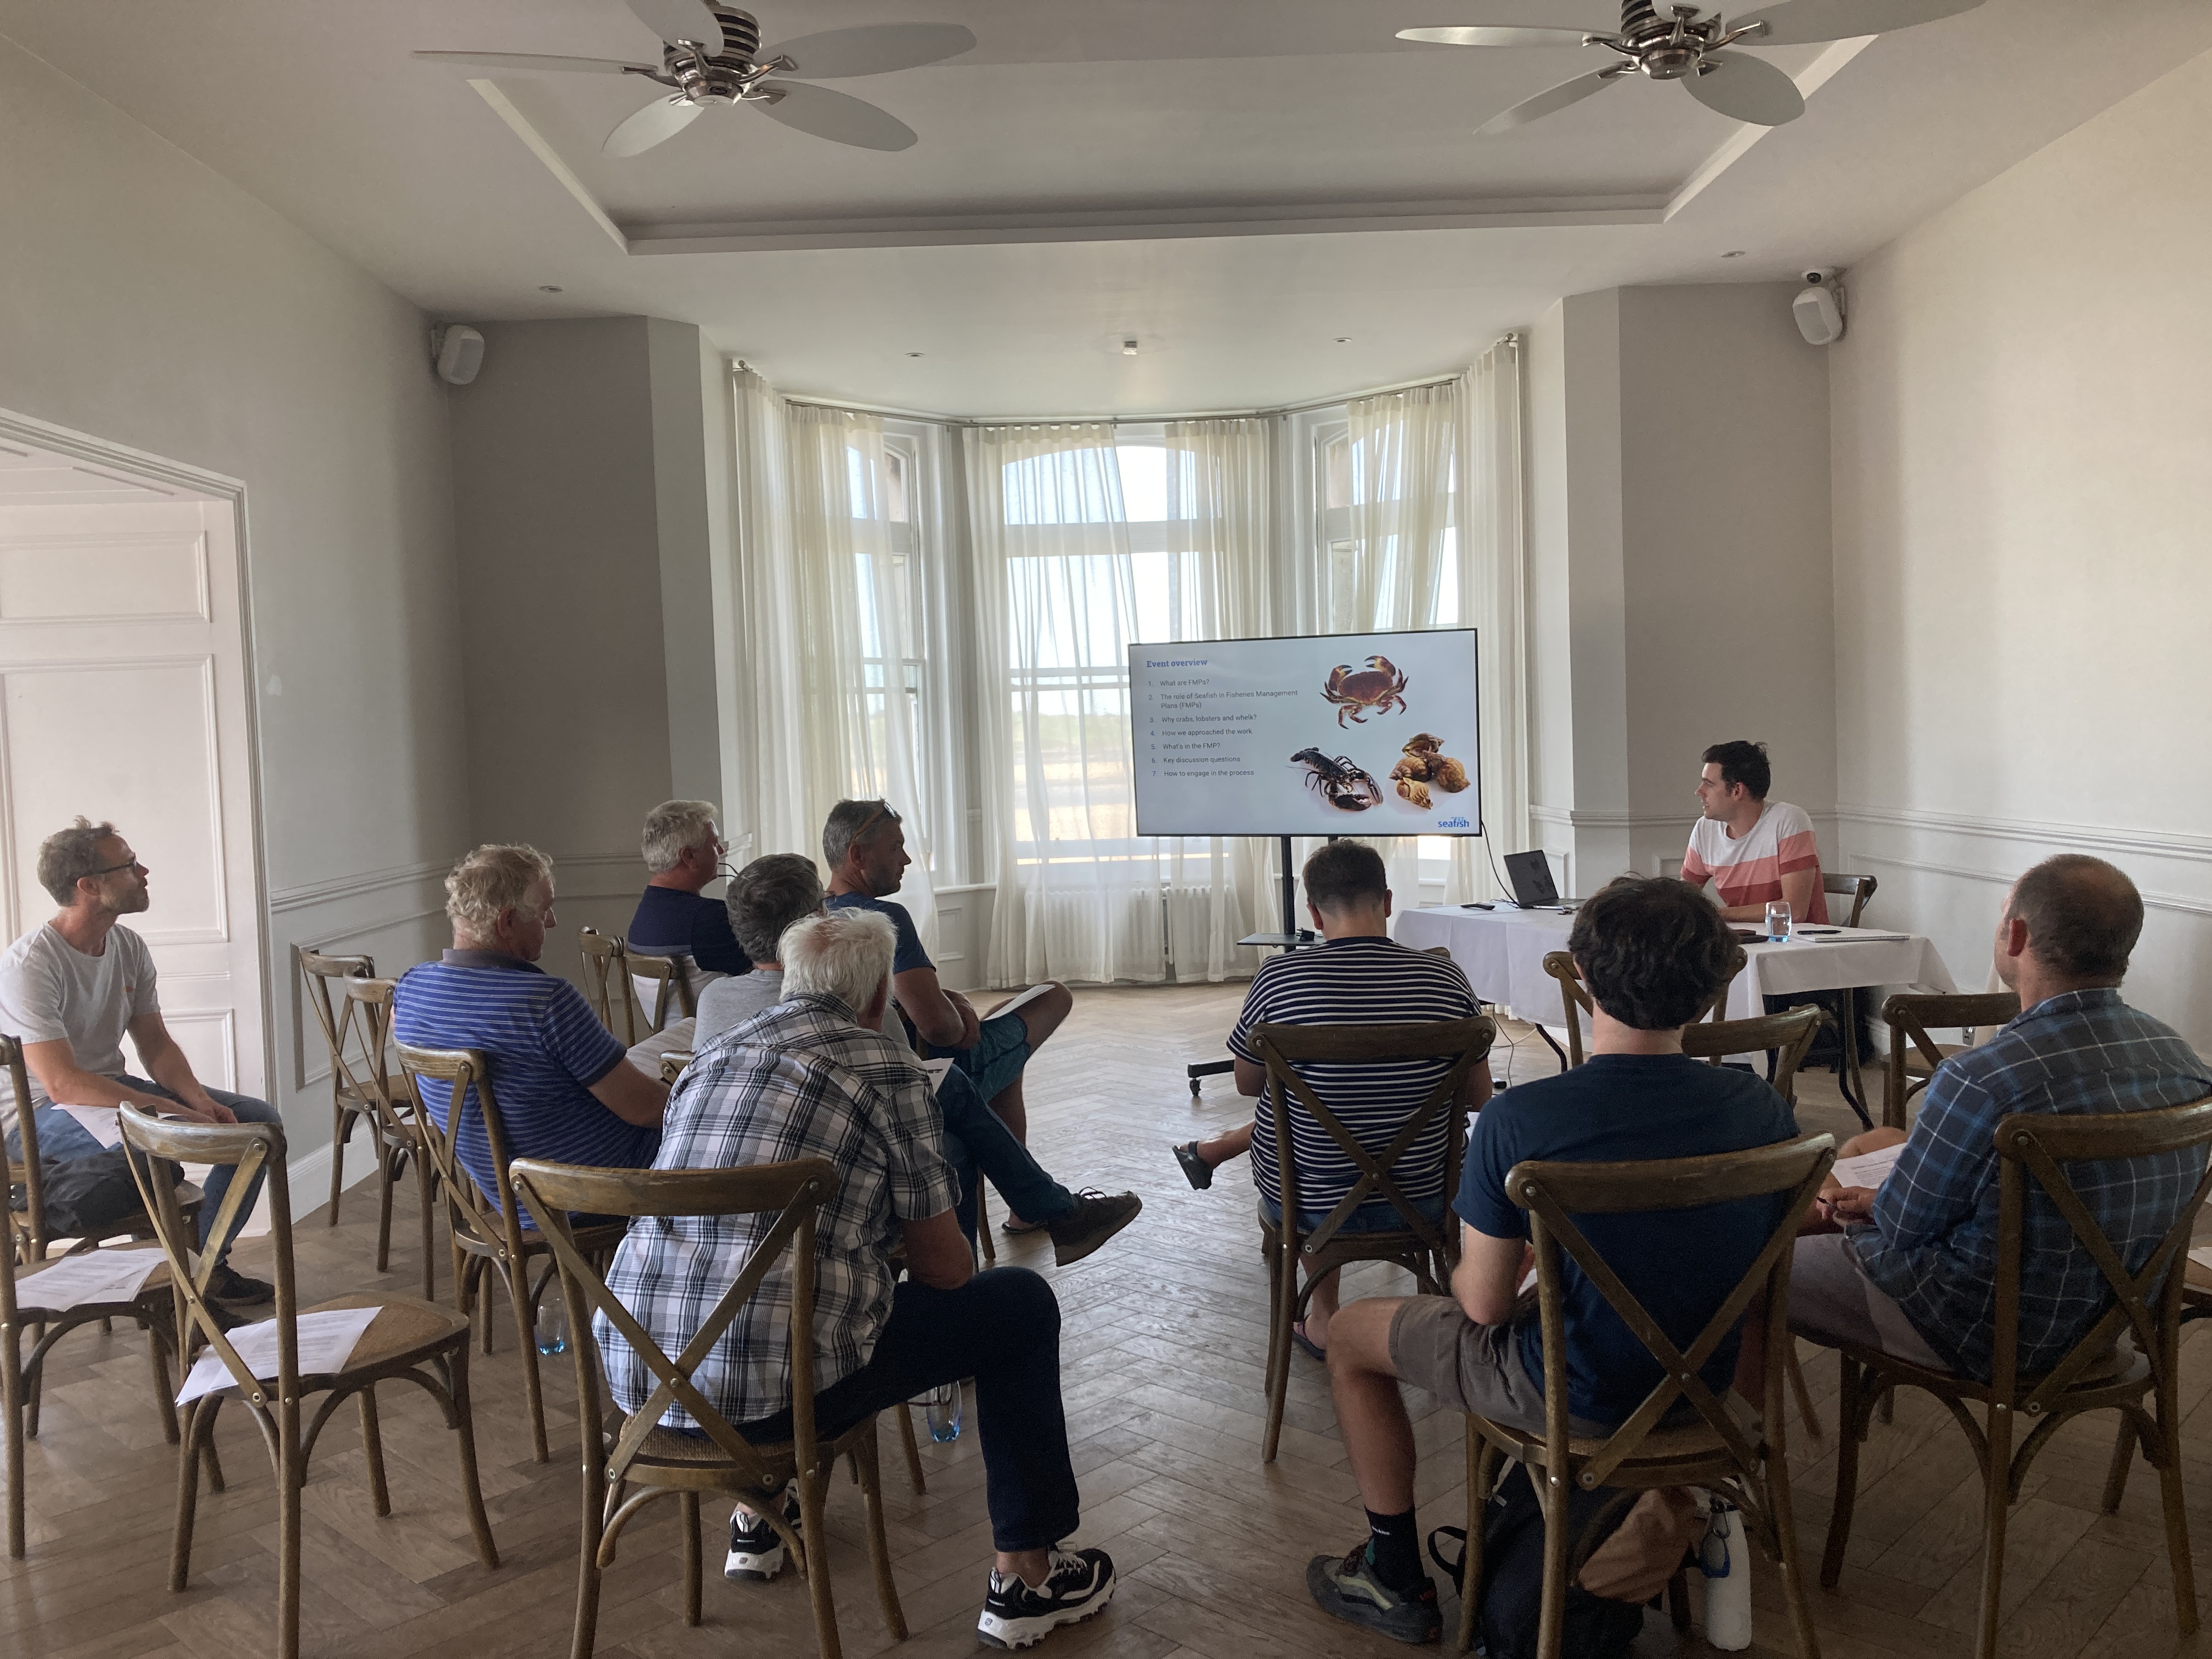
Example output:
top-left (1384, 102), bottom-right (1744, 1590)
top-left (626, 799), bottom-right (752, 978)
top-left (0, 818), bottom-right (285, 1303)
top-left (395, 844), bottom-right (669, 1205)
top-left (822, 799), bottom-right (1074, 1236)
top-left (600, 907), bottom-right (1116, 1649)
top-left (698, 853), bottom-right (1139, 1266)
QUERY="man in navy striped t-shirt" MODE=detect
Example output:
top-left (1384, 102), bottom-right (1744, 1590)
top-left (396, 845), bottom-right (670, 1204)
top-left (1204, 842), bottom-right (1487, 1357)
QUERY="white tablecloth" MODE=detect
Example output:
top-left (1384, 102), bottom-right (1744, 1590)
top-left (1393, 906), bottom-right (1956, 1028)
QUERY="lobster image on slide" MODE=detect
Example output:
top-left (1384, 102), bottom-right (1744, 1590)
top-left (1291, 748), bottom-right (1384, 811)
top-left (1321, 656), bottom-right (1409, 727)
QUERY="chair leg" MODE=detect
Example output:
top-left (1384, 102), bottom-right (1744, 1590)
top-left (977, 1181), bottom-right (995, 1265)
top-left (855, 1423), bottom-right (909, 1640)
top-left (1535, 1462), bottom-right (1571, 1659)
top-left (22, 1316), bottom-right (43, 1438)
top-left (1457, 1434), bottom-right (1499, 1652)
top-left (681, 1489), bottom-right (703, 1627)
top-left (4, 1320), bottom-right (24, 1560)
top-left (419, 1164), bottom-right (441, 1304)
top-left (146, 1322), bottom-right (180, 1446)
top-left (512, 1261), bottom-right (550, 1463)
top-left (1820, 1353), bottom-right (1865, 1590)
top-left (276, 1448), bottom-right (306, 1659)
top-left (2102, 1413), bottom-right (2138, 1513)
top-left (359, 1387), bottom-right (391, 1516)
top-left (329, 1104), bottom-right (348, 1225)
top-left (1667, 1568), bottom-right (1692, 1630)
top-left (375, 1145), bottom-right (398, 1275)
top-left (894, 1398), bottom-right (927, 1494)
top-left (171, 1396), bottom-right (216, 1591)
top-left (1974, 1405), bottom-right (2014, 1659)
top-left (1786, 1344), bottom-right (1822, 1440)
top-left (2152, 1388), bottom-right (2199, 1634)
top-left (1766, 1409), bottom-right (1822, 1659)
top-left (796, 1448), bottom-right (846, 1659)
top-left (571, 1418), bottom-right (607, 1659)
top-left (446, 1346), bottom-right (500, 1567)
top-left (1262, 1237), bottom-right (1299, 1464)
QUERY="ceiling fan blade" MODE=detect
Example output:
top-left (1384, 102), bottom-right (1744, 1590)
top-left (753, 81), bottom-right (917, 151)
top-left (625, 0), bottom-right (725, 50)
top-left (1731, 0), bottom-right (1984, 46)
top-left (605, 94), bottom-right (707, 156)
top-left (763, 24), bottom-right (978, 78)
top-left (1475, 66), bottom-right (1626, 136)
top-left (413, 50), bottom-right (655, 75)
top-left (1684, 50), bottom-right (1805, 125)
top-left (1398, 25), bottom-right (1602, 48)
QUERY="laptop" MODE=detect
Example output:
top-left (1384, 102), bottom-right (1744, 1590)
top-left (1502, 849), bottom-right (1574, 910)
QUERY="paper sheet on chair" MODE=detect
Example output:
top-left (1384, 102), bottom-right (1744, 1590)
top-left (19, 1245), bottom-right (165, 1311)
top-left (1830, 1143), bottom-right (1904, 1189)
top-left (176, 1305), bottom-right (381, 1405)
top-left (920, 1058), bottom-right (956, 1096)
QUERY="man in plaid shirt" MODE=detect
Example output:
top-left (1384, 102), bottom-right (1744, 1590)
top-left (595, 907), bottom-right (1116, 1651)
top-left (1792, 854), bottom-right (2212, 1380)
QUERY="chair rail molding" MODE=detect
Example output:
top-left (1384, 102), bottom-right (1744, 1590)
top-left (1836, 803), bottom-right (2212, 866)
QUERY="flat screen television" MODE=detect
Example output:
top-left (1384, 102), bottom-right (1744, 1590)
top-left (1128, 627), bottom-right (1482, 839)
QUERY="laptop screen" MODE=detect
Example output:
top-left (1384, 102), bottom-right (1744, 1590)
top-left (1503, 850), bottom-right (1559, 907)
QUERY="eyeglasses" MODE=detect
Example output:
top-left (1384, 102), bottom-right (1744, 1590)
top-left (89, 859), bottom-right (146, 877)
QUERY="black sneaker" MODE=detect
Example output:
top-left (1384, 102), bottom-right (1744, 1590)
top-left (204, 1263), bottom-right (274, 1307)
top-left (1172, 1141), bottom-right (1214, 1190)
top-left (1046, 1192), bottom-right (1142, 1267)
top-left (977, 1546), bottom-right (1116, 1649)
top-left (725, 1487), bottom-right (800, 1581)
top-left (1306, 1542), bottom-right (1441, 1645)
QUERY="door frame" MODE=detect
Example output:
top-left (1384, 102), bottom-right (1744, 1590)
top-left (0, 404), bottom-right (274, 1102)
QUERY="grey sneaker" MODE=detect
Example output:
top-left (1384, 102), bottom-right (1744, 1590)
top-left (1046, 1191), bottom-right (1142, 1266)
top-left (1306, 1543), bottom-right (1440, 1645)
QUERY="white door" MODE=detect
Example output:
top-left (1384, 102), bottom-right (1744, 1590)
top-left (0, 459), bottom-right (265, 1104)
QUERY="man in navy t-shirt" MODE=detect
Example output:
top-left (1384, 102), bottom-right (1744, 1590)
top-left (1306, 876), bottom-right (1797, 1646)
top-left (821, 798), bottom-right (1074, 1232)
top-left (626, 799), bottom-right (753, 978)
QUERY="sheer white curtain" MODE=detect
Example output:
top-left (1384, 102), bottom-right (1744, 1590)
top-left (733, 373), bottom-right (936, 940)
top-left (964, 420), bottom-right (1273, 985)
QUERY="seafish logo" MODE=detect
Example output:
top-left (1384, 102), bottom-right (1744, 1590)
top-left (1434, 816), bottom-right (1471, 830)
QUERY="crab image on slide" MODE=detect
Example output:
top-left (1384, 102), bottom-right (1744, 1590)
top-left (1291, 747), bottom-right (1384, 811)
top-left (1321, 656), bottom-right (1409, 727)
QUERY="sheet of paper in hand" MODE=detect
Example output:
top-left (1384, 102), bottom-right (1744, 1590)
top-left (176, 1305), bottom-right (382, 1405)
top-left (1830, 1142), bottom-right (1905, 1190)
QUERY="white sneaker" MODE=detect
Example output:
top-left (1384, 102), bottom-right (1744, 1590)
top-left (977, 1547), bottom-right (1117, 1649)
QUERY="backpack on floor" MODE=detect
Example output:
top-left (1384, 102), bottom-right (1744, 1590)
top-left (1428, 1462), bottom-right (1649, 1659)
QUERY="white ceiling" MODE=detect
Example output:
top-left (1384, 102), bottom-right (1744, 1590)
top-left (4, 0), bottom-right (2208, 414)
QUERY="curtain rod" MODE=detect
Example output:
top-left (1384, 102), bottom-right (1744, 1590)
top-left (747, 341), bottom-right (1515, 429)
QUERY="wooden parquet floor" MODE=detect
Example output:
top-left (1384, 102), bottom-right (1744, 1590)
top-left (10, 982), bottom-right (2212, 1657)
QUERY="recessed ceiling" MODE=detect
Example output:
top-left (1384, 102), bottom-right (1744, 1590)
top-left (3, 0), bottom-right (2208, 414)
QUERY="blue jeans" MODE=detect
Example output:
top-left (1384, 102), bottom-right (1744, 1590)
top-left (24, 1077), bottom-right (283, 1266)
top-left (733, 1268), bottom-right (1080, 1553)
top-left (939, 1067), bottom-right (1073, 1242)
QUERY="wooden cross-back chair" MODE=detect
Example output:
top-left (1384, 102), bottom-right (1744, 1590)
top-left (1251, 1014), bottom-right (1496, 1463)
top-left (1539, 945), bottom-right (1745, 1069)
top-left (1457, 1132), bottom-right (1837, 1658)
top-left (624, 950), bottom-right (697, 1045)
top-left (511, 1156), bottom-right (906, 1659)
top-left (116, 1105), bottom-right (496, 1659)
top-left (2, 1035), bottom-right (187, 1558)
top-left (1819, 1097), bottom-right (2212, 1659)
top-left (1878, 990), bottom-right (2021, 1131)
top-left (1823, 871), bottom-right (1877, 929)
top-left (578, 927), bottom-right (625, 1032)
top-left (394, 1038), bottom-right (630, 1463)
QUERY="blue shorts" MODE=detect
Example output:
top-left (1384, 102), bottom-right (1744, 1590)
top-left (952, 1011), bottom-right (1032, 1102)
top-left (1262, 1190), bottom-right (1449, 1236)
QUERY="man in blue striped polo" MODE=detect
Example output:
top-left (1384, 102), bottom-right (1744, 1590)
top-left (394, 844), bottom-right (670, 1203)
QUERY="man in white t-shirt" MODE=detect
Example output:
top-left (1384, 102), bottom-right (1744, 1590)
top-left (1679, 740), bottom-right (1830, 924)
top-left (0, 817), bottom-right (284, 1304)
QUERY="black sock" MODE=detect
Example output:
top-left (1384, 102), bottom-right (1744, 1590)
top-left (1363, 1507), bottom-right (1423, 1590)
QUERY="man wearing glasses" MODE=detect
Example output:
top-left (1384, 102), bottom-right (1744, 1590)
top-left (0, 817), bottom-right (285, 1305)
top-left (627, 799), bottom-right (753, 978)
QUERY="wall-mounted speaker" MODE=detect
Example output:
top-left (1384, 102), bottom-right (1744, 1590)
top-left (433, 325), bottom-right (485, 386)
top-left (1793, 272), bottom-right (1845, 346)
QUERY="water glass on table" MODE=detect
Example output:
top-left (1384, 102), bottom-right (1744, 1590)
top-left (1764, 900), bottom-right (1793, 943)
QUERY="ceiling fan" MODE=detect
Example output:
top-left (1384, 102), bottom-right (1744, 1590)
top-left (414, 0), bottom-right (975, 156)
top-left (1398, 0), bottom-right (1985, 134)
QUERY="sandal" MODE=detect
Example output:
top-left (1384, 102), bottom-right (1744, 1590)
top-left (1000, 1215), bottom-right (1051, 1236)
top-left (1173, 1141), bottom-right (1214, 1190)
top-left (1291, 1321), bottom-right (1328, 1363)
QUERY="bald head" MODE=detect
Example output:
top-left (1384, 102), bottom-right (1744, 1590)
top-left (2006, 854), bottom-right (2143, 986)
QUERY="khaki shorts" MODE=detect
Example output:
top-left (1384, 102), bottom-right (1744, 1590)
top-left (1788, 1233), bottom-right (1948, 1369)
top-left (1389, 1296), bottom-right (1620, 1440)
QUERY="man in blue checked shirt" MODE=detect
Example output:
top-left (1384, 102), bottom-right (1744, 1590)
top-left (1792, 854), bottom-right (2212, 1381)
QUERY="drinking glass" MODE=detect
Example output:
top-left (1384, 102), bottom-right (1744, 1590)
top-left (925, 1380), bottom-right (962, 1443)
top-left (1764, 900), bottom-right (1793, 942)
top-left (534, 1291), bottom-right (568, 1356)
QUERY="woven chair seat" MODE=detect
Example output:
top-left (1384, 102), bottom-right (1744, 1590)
top-left (1836, 1333), bottom-right (2146, 1404)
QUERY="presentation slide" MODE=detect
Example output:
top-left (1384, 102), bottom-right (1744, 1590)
top-left (1130, 628), bottom-right (1482, 838)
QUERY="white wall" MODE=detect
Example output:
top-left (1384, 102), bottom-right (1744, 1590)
top-left (0, 37), bottom-right (467, 1156)
top-left (1831, 46), bottom-right (2212, 1047)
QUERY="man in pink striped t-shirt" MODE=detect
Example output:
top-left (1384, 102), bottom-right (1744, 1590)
top-left (1679, 740), bottom-right (1829, 924)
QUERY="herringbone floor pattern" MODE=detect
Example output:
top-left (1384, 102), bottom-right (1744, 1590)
top-left (8, 982), bottom-right (2212, 1657)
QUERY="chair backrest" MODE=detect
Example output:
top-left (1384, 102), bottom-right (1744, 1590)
top-left (578, 928), bottom-right (625, 1036)
top-left (1508, 1132), bottom-right (1836, 1489)
top-left (3, 1034), bottom-right (47, 1263)
top-left (340, 978), bottom-right (427, 1143)
top-left (1823, 871), bottom-right (1877, 929)
top-left (1249, 1015), bottom-right (1496, 1263)
top-left (300, 949), bottom-right (410, 1123)
top-left (1881, 990), bottom-right (2021, 1121)
top-left (625, 950), bottom-right (697, 1040)
top-left (1678, 1005), bottom-right (1829, 1103)
top-left (117, 1105), bottom-right (302, 1409)
top-left (393, 1042), bottom-right (526, 1255)
top-left (1541, 945), bottom-right (1746, 1069)
top-left (510, 1156), bottom-right (839, 1492)
top-left (1990, 1097), bottom-right (2212, 1414)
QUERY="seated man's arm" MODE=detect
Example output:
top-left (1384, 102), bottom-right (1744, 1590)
top-left (1452, 1221), bottom-right (1526, 1327)
top-left (893, 963), bottom-right (980, 1051)
top-left (543, 980), bottom-right (668, 1126)
top-left (19, 1038), bottom-right (167, 1114)
top-left (1234, 1057), bottom-right (1267, 1097)
top-left (127, 1012), bottom-right (233, 1120)
top-left (1775, 865), bottom-right (1819, 923)
top-left (1858, 1071), bottom-right (1991, 1251)
top-left (898, 1207), bottom-right (973, 1290)
top-left (588, 1058), bottom-right (669, 1126)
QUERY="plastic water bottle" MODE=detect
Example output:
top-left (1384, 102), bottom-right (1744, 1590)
top-left (1765, 900), bottom-right (1793, 943)
top-left (534, 1294), bottom-right (568, 1357)
top-left (1699, 1498), bottom-right (1753, 1650)
top-left (925, 1380), bottom-right (962, 1443)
